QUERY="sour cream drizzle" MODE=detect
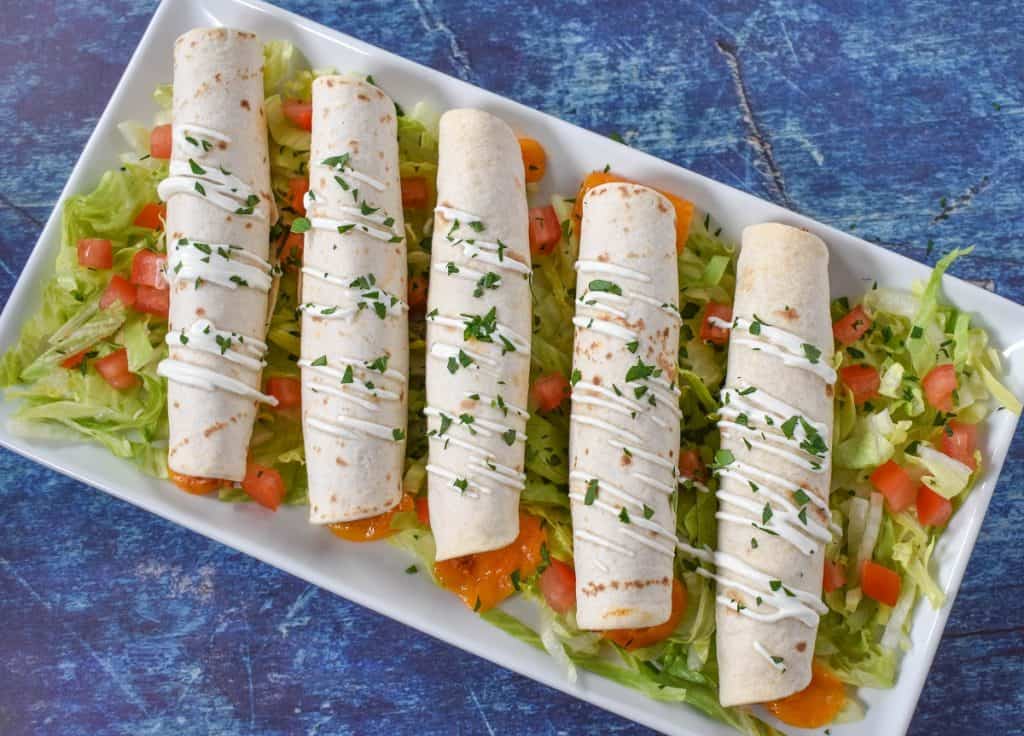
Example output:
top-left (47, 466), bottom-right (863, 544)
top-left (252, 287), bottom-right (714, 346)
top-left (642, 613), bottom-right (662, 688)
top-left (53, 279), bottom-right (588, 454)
top-left (677, 541), bottom-right (827, 627)
top-left (157, 360), bottom-right (277, 406)
top-left (704, 319), bottom-right (835, 624)
top-left (166, 318), bottom-right (266, 371)
top-left (571, 249), bottom-right (682, 566)
top-left (426, 205), bottom-right (530, 504)
top-left (168, 238), bottom-right (274, 292)
top-left (304, 189), bottom-right (404, 243)
top-left (159, 125), bottom-right (269, 221)
top-left (427, 313), bottom-right (530, 355)
top-left (712, 316), bottom-right (837, 385)
top-left (157, 124), bottom-right (275, 405)
top-left (753, 641), bottom-right (787, 672)
top-left (433, 205), bottom-right (530, 275)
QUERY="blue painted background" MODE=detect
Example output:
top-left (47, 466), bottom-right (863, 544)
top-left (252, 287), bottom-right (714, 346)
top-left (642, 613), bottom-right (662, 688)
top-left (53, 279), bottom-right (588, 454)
top-left (1, 1), bottom-right (1022, 734)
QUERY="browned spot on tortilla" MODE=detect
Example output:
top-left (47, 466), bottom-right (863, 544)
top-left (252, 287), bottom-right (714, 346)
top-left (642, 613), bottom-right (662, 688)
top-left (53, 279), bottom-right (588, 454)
top-left (825, 384), bottom-right (834, 398)
top-left (459, 398), bottom-right (476, 410)
top-left (386, 473), bottom-right (392, 482)
top-left (326, 78), bottom-right (335, 88)
top-left (657, 199), bottom-right (669, 213)
top-left (204, 421), bottom-right (228, 438)
top-left (240, 99), bottom-right (250, 110)
top-left (196, 307), bottom-right (206, 317)
top-left (380, 114), bottom-right (392, 124)
top-left (172, 401), bottom-right (180, 409)
top-left (357, 93), bottom-right (370, 102)
top-left (336, 456), bottom-right (347, 466)
top-left (245, 222), bottom-right (252, 230)
top-left (796, 641), bottom-right (807, 652)
top-left (778, 307), bottom-right (799, 321)
top-left (376, 89), bottom-right (384, 99)
top-left (218, 140), bottom-right (227, 150)
top-left (593, 375), bottom-right (602, 385)
top-left (621, 453), bottom-right (633, 467)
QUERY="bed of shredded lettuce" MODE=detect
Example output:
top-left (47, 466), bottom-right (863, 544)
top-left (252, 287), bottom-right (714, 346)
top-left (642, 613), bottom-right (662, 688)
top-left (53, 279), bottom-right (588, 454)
top-left (2, 39), bottom-right (1020, 736)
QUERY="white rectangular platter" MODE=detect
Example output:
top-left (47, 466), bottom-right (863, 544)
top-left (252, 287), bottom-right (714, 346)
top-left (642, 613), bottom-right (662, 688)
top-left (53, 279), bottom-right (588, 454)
top-left (1, 0), bottom-right (1021, 733)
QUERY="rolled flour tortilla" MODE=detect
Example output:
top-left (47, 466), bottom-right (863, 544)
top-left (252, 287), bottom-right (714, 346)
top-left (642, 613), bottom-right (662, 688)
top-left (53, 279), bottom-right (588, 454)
top-left (426, 109), bottom-right (531, 561)
top-left (299, 75), bottom-right (408, 524)
top-left (713, 223), bottom-right (836, 707)
top-left (157, 27), bottom-right (276, 482)
top-left (569, 182), bottom-right (681, 630)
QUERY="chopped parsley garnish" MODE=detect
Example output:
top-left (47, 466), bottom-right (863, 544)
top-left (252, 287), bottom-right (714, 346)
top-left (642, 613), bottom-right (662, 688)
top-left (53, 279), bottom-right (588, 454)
top-left (801, 343), bottom-right (822, 364)
top-left (588, 279), bottom-right (622, 296)
top-left (625, 357), bottom-right (659, 383)
top-left (291, 217), bottom-right (311, 233)
top-left (584, 478), bottom-right (599, 505)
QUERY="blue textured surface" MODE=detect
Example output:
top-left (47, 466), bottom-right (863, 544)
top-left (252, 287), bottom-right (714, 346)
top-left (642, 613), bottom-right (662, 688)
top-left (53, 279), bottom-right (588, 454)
top-left (1, 1), bottom-right (1022, 734)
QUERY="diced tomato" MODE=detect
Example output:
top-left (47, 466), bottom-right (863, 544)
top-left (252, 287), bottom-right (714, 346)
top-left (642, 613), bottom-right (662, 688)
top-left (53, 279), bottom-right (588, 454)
top-left (860, 560), bottom-right (900, 607)
top-left (700, 302), bottom-right (732, 345)
top-left (434, 513), bottom-right (547, 612)
top-left (400, 177), bottom-right (429, 209)
top-left (532, 372), bottom-right (570, 413)
top-left (282, 99), bottom-right (313, 131)
top-left (135, 285), bottom-right (169, 319)
top-left (832, 305), bottom-right (872, 346)
top-left (133, 202), bottom-right (166, 230)
top-left (77, 238), bottom-right (113, 269)
top-left (407, 274), bottom-right (428, 312)
top-left (60, 349), bottom-right (89, 370)
top-left (603, 578), bottom-right (687, 650)
top-left (870, 460), bottom-right (917, 512)
top-left (822, 560), bottom-right (847, 593)
top-left (94, 348), bottom-right (138, 390)
top-left (241, 462), bottom-right (286, 511)
top-left (916, 484), bottom-right (953, 528)
top-left (266, 376), bottom-right (301, 410)
top-left (169, 469), bottom-right (227, 495)
top-left (765, 660), bottom-right (846, 728)
top-left (678, 448), bottom-right (707, 482)
top-left (100, 275), bottom-right (137, 310)
top-left (923, 363), bottom-right (957, 413)
top-left (518, 137), bottom-right (547, 183)
top-left (839, 364), bottom-right (880, 405)
top-left (571, 170), bottom-right (693, 252)
top-left (415, 495), bottom-right (430, 527)
top-left (539, 559), bottom-right (576, 614)
top-left (278, 232), bottom-right (304, 271)
top-left (149, 124), bottom-right (172, 159)
top-left (288, 177), bottom-right (308, 215)
top-left (130, 249), bottom-right (167, 288)
top-left (939, 420), bottom-right (978, 470)
top-left (329, 494), bottom-right (415, 542)
top-left (528, 205), bottom-right (560, 256)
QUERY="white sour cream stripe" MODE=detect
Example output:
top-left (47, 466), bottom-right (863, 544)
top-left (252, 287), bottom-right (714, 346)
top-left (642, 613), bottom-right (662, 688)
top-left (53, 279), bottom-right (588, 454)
top-left (711, 316), bottom-right (836, 385)
top-left (157, 157), bottom-right (268, 221)
top-left (166, 318), bottom-right (266, 371)
top-left (167, 238), bottom-right (274, 292)
top-left (157, 360), bottom-right (277, 406)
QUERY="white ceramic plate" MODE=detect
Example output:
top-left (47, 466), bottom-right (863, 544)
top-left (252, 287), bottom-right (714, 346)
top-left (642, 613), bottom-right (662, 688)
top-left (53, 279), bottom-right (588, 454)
top-left (1, 0), bottom-right (1020, 733)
